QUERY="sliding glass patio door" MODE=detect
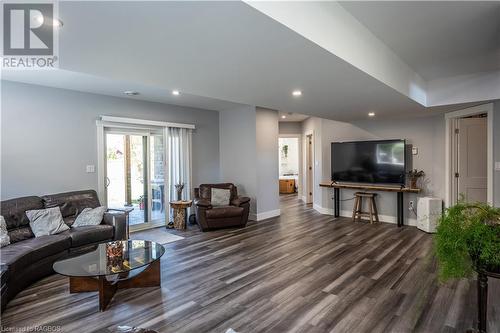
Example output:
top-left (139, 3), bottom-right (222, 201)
top-left (104, 128), bottom-right (167, 229)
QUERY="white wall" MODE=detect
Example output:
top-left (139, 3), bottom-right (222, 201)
top-left (256, 108), bottom-right (279, 217)
top-left (1, 81), bottom-right (220, 200)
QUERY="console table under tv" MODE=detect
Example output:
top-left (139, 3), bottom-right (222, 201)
top-left (319, 182), bottom-right (421, 227)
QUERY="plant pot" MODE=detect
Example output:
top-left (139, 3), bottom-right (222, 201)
top-left (410, 178), bottom-right (418, 189)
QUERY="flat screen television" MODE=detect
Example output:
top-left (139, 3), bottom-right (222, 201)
top-left (331, 139), bottom-right (406, 185)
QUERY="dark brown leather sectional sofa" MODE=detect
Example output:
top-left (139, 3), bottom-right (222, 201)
top-left (0, 190), bottom-right (127, 312)
top-left (194, 183), bottom-right (250, 231)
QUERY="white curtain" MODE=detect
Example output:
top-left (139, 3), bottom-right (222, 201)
top-left (167, 127), bottom-right (192, 220)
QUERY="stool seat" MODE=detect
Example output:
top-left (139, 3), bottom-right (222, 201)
top-left (352, 192), bottom-right (379, 224)
top-left (355, 192), bottom-right (377, 197)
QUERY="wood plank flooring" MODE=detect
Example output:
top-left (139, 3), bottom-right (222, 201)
top-left (2, 194), bottom-right (499, 332)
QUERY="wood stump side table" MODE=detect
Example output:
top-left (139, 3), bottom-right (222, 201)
top-left (170, 200), bottom-right (192, 230)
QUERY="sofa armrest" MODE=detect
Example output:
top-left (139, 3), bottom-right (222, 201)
top-left (103, 211), bottom-right (127, 240)
top-left (194, 198), bottom-right (212, 209)
top-left (231, 196), bottom-right (250, 207)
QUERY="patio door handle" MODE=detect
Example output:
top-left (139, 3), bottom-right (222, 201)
top-left (105, 177), bottom-right (111, 188)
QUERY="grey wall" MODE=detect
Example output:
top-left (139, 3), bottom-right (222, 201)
top-left (219, 106), bottom-right (280, 218)
top-left (256, 108), bottom-right (279, 214)
top-left (1, 81), bottom-right (220, 199)
top-left (303, 114), bottom-right (445, 225)
top-left (341, 116), bottom-right (445, 223)
top-left (279, 122), bottom-right (302, 135)
top-left (494, 101), bottom-right (500, 207)
top-left (219, 106), bottom-right (258, 215)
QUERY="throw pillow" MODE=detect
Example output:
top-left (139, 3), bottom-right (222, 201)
top-left (211, 188), bottom-right (231, 207)
top-left (26, 207), bottom-right (69, 237)
top-left (0, 216), bottom-right (10, 247)
top-left (73, 206), bottom-right (107, 227)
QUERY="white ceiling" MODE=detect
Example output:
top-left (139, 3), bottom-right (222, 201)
top-left (2, 1), bottom-right (497, 121)
top-left (340, 1), bottom-right (500, 81)
top-left (1, 70), bottom-right (244, 112)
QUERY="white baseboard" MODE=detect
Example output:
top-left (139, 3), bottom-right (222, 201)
top-left (249, 209), bottom-right (281, 221)
top-left (313, 204), bottom-right (332, 215)
top-left (313, 205), bottom-right (417, 226)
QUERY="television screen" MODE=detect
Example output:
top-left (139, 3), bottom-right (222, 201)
top-left (331, 139), bottom-right (406, 185)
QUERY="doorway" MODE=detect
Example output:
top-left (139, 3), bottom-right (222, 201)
top-left (445, 104), bottom-right (493, 206)
top-left (279, 136), bottom-right (301, 197)
top-left (105, 129), bottom-right (166, 229)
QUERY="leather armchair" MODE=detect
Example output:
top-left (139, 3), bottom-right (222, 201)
top-left (194, 183), bottom-right (250, 231)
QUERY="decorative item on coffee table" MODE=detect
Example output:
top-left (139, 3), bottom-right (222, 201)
top-left (170, 200), bottom-right (192, 230)
top-left (407, 169), bottom-right (424, 189)
top-left (106, 241), bottom-right (127, 273)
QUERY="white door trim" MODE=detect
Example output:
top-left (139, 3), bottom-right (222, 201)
top-left (97, 121), bottom-right (171, 228)
top-left (96, 122), bottom-right (106, 204)
top-left (100, 116), bottom-right (195, 130)
top-left (445, 103), bottom-right (493, 206)
top-left (304, 131), bottom-right (314, 204)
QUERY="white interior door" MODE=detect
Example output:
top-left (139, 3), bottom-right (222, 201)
top-left (457, 117), bottom-right (487, 203)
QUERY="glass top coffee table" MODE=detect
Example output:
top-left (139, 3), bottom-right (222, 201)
top-left (53, 240), bottom-right (165, 311)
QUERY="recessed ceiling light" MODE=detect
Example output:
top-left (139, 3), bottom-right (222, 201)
top-left (292, 90), bottom-right (302, 97)
top-left (281, 115), bottom-right (286, 119)
top-left (124, 91), bottom-right (139, 96)
top-left (172, 90), bottom-right (180, 96)
top-left (368, 112), bottom-right (376, 117)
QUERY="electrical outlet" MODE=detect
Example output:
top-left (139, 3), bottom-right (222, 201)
top-left (411, 147), bottom-right (418, 155)
top-left (86, 165), bottom-right (95, 173)
top-left (408, 201), bottom-right (414, 211)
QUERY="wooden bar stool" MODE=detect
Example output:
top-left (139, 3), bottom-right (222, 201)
top-left (352, 192), bottom-right (379, 224)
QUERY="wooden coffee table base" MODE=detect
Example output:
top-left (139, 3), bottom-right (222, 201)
top-left (69, 260), bottom-right (161, 311)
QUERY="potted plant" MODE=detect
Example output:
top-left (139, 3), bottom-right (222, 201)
top-left (407, 169), bottom-right (424, 189)
top-left (435, 201), bottom-right (500, 333)
top-left (281, 145), bottom-right (289, 158)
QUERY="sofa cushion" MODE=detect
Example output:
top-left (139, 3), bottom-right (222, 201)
top-left (0, 234), bottom-right (71, 276)
top-left (199, 183), bottom-right (237, 201)
top-left (206, 206), bottom-right (244, 219)
top-left (0, 196), bottom-right (44, 243)
top-left (211, 188), bottom-right (231, 207)
top-left (42, 190), bottom-right (100, 218)
top-left (26, 207), bottom-right (70, 237)
top-left (60, 225), bottom-right (113, 248)
top-left (7, 227), bottom-right (34, 243)
top-left (73, 206), bottom-right (106, 227)
top-left (0, 216), bottom-right (10, 247)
